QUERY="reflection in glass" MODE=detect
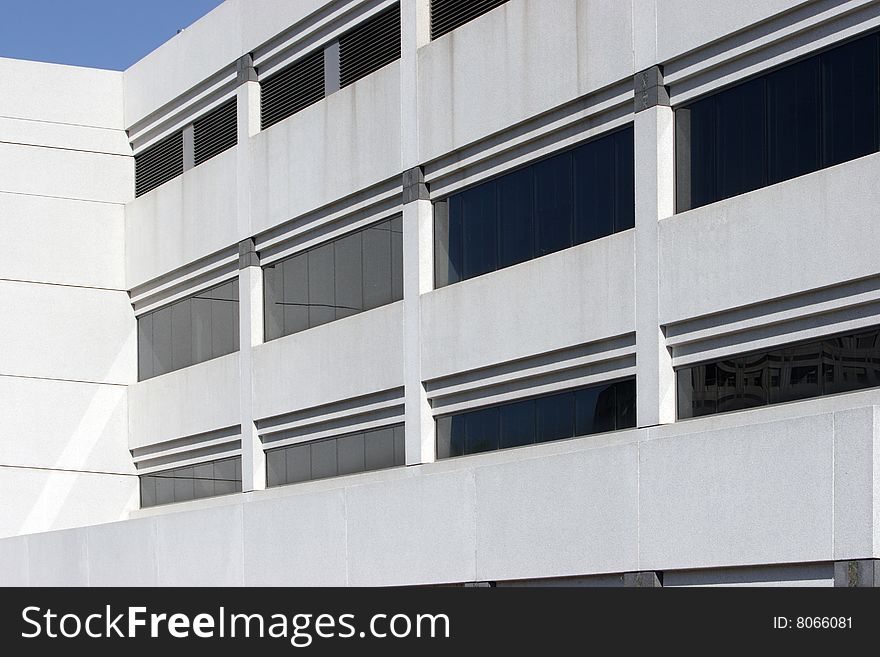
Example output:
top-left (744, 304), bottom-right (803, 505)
top-left (677, 327), bottom-right (880, 419)
top-left (436, 379), bottom-right (637, 460)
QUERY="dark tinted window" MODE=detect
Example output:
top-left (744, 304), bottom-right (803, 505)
top-left (264, 216), bottom-right (403, 341)
top-left (137, 280), bottom-right (239, 381)
top-left (436, 379), bottom-right (637, 459)
top-left (434, 127), bottom-right (634, 287)
top-left (266, 425), bottom-right (406, 487)
top-left (677, 327), bottom-right (880, 419)
top-left (677, 32), bottom-right (880, 211)
top-left (140, 457), bottom-right (242, 508)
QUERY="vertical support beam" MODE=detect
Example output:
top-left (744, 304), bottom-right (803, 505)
top-left (182, 124), bottom-right (195, 171)
top-left (239, 239), bottom-right (265, 492)
top-left (324, 40), bottom-right (341, 96)
top-left (235, 53), bottom-right (265, 491)
top-left (400, 0), bottom-right (431, 170)
top-left (634, 67), bottom-right (675, 428)
top-left (403, 168), bottom-right (434, 465)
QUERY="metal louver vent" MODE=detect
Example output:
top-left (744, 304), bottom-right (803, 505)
top-left (193, 98), bottom-right (237, 166)
top-left (261, 49), bottom-right (325, 130)
top-left (339, 4), bottom-right (401, 89)
top-left (135, 131), bottom-right (183, 198)
top-left (431, 0), bottom-right (508, 40)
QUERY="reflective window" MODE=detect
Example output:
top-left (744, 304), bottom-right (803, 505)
top-left (138, 280), bottom-right (239, 381)
top-left (436, 379), bottom-right (636, 459)
top-left (677, 31), bottom-right (880, 211)
top-left (434, 127), bottom-right (635, 288)
top-left (140, 457), bottom-right (242, 508)
top-left (264, 216), bottom-right (403, 341)
top-left (266, 425), bottom-right (406, 487)
top-left (677, 327), bottom-right (880, 419)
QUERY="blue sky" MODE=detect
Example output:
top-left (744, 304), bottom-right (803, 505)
top-left (0, 0), bottom-right (225, 70)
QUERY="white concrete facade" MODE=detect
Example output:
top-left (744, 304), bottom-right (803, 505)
top-left (2, 0), bottom-right (880, 586)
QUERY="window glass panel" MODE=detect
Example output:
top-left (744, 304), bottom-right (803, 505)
top-left (615, 378), bottom-right (637, 429)
top-left (822, 34), bottom-right (879, 167)
top-left (435, 197), bottom-right (462, 287)
top-left (715, 78), bottom-right (766, 201)
top-left (155, 474), bottom-right (174, 505)
top-left (264, 264), bottom-right (284, 341)
top-left (286, 444), bottom-right (312, 484)
top-left (192, 288), bottom-right (213, 364)
top-left (308, 244), bottom-right (336, 328)
top-left (171, 299), bottom-right (192, 371)
top-left (210, 282), bottom-right (236, 358)
top-left (363, 222), bottom-right (393, 310)
top-left (140, 477), bottom-right (156, 508)
top-left (337, 433), bottom-right (366, 475)
top-left (678, 100), bottom-right (716, 211)
top-left (137, 313), bottom-right (154, 381)
top-left (574, 135), bottom-right (614, 244)
top-left (436, 380), bottom-right (635, 459)
top-left (535, 392), bottom-right (574, 443)
top-left (614, 128), bottom-right (635, 231)
top-left (393, 424), bottom-right (406, 465)
top-left (173, 467), bottom-right (195, 503)
top-left (334, 231), bottom-right (363, 320)
top-left (498, 168), bottom-right (534, 269)
top-left (465, 407), bottom-right (500, 454)
top-left (461, 183), bottom-right (498, 279)
top-left (575, 384), bottom-right (615, 436)
top-left (310, 439), bottom-right (338, 480)
top-left (266, 448), bottom-right (287, 487)
top-left (767, 57), bottom-right (820, 184)
top-left (499, 399), bottom-right (535, 448)
top-left (534, 152), bottom-right (573, 256)
top-left (391, 215), bottom-right (404, 301)
top-left (365, 427), bottom-right (396, 471)
top-left (282, 254), bottom-right (310, 335)
top-left (193, 462), bottom-right (215, 499)
top-left (782, 344), bottom-right (822, 403)
top-left (151, 305), bottom-right (172, 377)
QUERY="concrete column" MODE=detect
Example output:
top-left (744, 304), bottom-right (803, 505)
top-left (182, 124), bottom-right (195, 171)
top-left (400, 0), bottom-right (430, 169)
top-left (235, 54), bottom-right (265, 491)
top-left (634, 67), bottom-right (676, 428)
top-left (324, 41), bottom-right (341, 96)
top-left (403, 169), bottom-right (434, 465)
top-left (834, 559), bottom-right (880, 587)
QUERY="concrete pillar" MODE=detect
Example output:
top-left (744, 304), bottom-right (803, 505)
top-left (182, 124), bottom-right (195, 171)
top-left (235, 54), bottom-right (266, 491)
top-left (623, 571), bottom-right (663, 587)
top-left (402, 169), bottom-right (434, 465)
top-left (834, 559), bottom-right (880, 587)
top-left (633, 67), bottom-right (676, 428)
top-left (400, 0), bottom-right (430, 170)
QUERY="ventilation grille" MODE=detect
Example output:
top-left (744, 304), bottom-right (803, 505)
top-left (261, 49), bottom-right (325, 130)
top-left (193, 98), bottom-right (237, 166)
top-left (135, 132), bottom-right (183, 198)
top-left (339, 4), bottom-right (401, 88)
top-left (431, 0), bottom-right (508, 40)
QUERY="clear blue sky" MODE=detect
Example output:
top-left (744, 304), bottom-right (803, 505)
top-left (0, 0), bottom-right (225, 71)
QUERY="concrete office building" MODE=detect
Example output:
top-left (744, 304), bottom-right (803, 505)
top-left (1, 0), bottom-right (879, 587)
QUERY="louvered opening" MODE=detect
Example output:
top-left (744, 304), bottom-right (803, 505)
top-left (260, 49), bottom-right (325, 130)
top-left (431, 0), bottom-right (508, 40)
top-left (135, 131), bottom-right (183, 198)
top-left (339, 4), bottom-right (401, 89)
top-left (193, 98), bottom-right (237, 167)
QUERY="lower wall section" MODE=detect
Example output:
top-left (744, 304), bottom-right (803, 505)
top-left (0, 467), bottom-right (137, 540)
top-left (1, 396), bottom-right (877, 585)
